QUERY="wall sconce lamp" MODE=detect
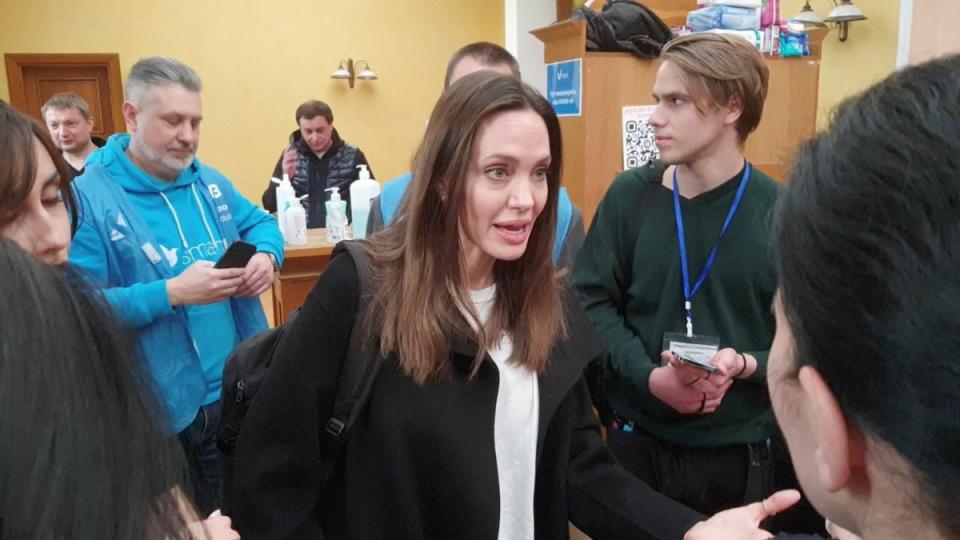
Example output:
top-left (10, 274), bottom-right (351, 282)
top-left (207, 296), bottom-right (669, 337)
top-left (331, 58), bottom-right (378, 89)
top-left (793, 0), bottom-right (867, 42)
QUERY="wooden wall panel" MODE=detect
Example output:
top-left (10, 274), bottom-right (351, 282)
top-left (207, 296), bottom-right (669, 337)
top-left (909, 0), bottom-right (960, 64)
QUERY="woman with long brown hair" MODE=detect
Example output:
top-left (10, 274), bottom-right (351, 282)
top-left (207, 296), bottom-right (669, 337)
top-left (231, 72), bottom-right (797, 539)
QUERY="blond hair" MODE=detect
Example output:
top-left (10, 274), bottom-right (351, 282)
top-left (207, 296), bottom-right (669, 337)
top-left (41, 92), bottom-right (92, 120)
top-left (661, 33), bottom-right (769, 141)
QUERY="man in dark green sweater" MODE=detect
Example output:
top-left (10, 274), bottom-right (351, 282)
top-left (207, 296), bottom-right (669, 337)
top-left (574, 33), bottom-right (813, 529)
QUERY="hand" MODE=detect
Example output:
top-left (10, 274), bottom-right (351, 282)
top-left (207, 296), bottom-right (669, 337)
top-left (668, 347), bottom-right (741, 393)
top-left (235, 252), bottom-right (275, 297)
top-left (281, 146), bottom-right (298, 179)
top-left (649, 353), bottom-right (731, 415)
top-left (188, 510), bottom-right (240, 540)
top-left (167, 261), bottom-right (246, 306)
top-left (684, 489), bottom-right (802, 540)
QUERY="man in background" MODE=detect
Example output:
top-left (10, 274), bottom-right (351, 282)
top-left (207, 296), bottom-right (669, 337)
top-left (42, 92), bottom-right (106, 177)
top-left (262, 100), bottom-right (373, 228)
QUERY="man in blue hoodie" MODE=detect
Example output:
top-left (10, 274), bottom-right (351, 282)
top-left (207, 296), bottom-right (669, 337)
top-left (69, 56), bottom-right (283, 514)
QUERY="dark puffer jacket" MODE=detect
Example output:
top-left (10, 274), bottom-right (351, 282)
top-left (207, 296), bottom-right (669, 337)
top-left (262, 128), bottom-right (373, 228)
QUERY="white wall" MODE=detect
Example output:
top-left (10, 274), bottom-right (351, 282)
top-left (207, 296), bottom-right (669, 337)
top-left (505, 0), bottom-right (556, 95)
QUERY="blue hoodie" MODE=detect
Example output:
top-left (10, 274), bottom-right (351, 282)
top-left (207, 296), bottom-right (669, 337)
top-left (70, 134), bottom-right (283, 433)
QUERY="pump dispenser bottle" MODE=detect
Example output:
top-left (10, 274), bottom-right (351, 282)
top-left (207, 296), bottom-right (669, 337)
top-left (272, 174), bottom-right (296, 243)
top-left (324, 187), bottom-right (348, 243)
top-left (349, 164), bottom-right (380, 239)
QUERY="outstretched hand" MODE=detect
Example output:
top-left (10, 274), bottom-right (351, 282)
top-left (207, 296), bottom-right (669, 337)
top-left (683, 489), bottom-right (802, 540)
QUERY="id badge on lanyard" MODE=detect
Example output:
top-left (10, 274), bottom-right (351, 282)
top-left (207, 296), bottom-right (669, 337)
top-left (665, 162), bottom-right (751, 371)
top-left (663, 332), bottom-right (719, 372)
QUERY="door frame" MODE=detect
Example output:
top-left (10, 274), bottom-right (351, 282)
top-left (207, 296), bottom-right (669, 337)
top-left (4, 53), bottom-right (125, 129)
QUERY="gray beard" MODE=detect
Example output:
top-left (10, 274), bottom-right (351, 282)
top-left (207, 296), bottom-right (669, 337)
top-left (133, 132), bottom-right (194, 173)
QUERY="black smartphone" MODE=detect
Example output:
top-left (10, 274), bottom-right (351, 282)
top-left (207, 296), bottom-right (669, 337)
top-left (675, 353), bottom-right (719, 373)
top-left (215, 241), bottom-right (257, 269)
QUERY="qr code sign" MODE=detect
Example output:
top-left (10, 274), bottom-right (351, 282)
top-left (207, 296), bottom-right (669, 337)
top-left (622, 105), bottom-right (659, 170)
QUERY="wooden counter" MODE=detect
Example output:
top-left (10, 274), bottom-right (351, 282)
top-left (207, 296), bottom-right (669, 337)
top-left (271, 228), bottom-right (336, 325)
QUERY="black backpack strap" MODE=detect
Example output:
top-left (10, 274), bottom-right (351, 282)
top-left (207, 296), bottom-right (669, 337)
top-left (320, 241), bottom-right (381, 471)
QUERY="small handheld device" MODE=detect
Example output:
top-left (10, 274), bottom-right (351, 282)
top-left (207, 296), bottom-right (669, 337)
top-left (663, 332), bottom-right (720, 373)
top-left (214, 241), bottom-right (257, 269)
top-left (674, 353), bottom-right (719, 373)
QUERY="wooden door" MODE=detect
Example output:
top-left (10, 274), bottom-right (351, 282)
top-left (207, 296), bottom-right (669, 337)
top-left (4, 53), bottom-right (125, 139)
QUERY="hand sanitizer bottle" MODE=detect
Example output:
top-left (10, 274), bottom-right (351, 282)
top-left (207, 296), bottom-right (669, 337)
top-left (272, 174), bottom-right (296, 243)
top-left (324, 187), bottom-right (348, 243)
top-left (349, 164), bottom-right (380, 239)
top-left (284, 195), bottom-right (308, 246)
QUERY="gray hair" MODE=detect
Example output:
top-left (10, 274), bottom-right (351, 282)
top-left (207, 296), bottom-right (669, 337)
top-left (125, 56), bottom-right (202, 105)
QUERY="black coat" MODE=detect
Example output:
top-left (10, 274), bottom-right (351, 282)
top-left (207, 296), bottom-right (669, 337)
top-left (230, 254), bottom-right (702, 539)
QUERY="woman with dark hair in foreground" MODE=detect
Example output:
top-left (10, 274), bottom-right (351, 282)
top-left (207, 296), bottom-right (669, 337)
top-left (0, 100), bottom-right (237, 538)
top-left (0, 237), bottom-right (193, 537)
top-left (770, 54), bottom-right (960, 539)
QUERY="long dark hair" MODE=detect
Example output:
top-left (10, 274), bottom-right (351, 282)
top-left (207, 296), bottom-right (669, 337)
top-left (366, 72), bottom-right (566, 384)
top-left (0, 238), bottom-right (190, 537)
top-left (774, 54), bottom-right (960, 537)
top-left (0, 101), bottom-right (77, 234)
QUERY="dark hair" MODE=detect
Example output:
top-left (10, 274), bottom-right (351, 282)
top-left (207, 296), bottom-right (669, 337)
top-left (774, 53), bottom-right (960, 537)
top-left (444, 42), bottom-right (521, 89)
top-left (0, 101), bottom-right (77, 234)
top-left (661, 33), bottom-right (768, 142)
top-left (0, 238), bottom-right (192, 537)
top-left (367, 71), bottom-right (565, 383)
top-left (295, 100), bottom-right (334, 124)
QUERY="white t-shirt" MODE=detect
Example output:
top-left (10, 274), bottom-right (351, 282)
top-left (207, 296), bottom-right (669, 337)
top-left (467, 285), bottom-right (539, 540)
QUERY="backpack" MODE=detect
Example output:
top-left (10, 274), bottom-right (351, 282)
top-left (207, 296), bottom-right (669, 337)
top-left (571, 0), bottom-right (673, 59)
top-left (217, 240), bottom-right (381, 515)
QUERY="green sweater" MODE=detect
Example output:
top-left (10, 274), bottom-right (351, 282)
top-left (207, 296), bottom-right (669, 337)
top-left (573, 161), bottom-right (779, 447)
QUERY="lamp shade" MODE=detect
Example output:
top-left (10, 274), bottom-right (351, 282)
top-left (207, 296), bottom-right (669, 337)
top-left (357, 67), bottom-right (378, 80)
top-left (825, 0), bottom-right (867, 23)
top-left (793, 1), bottom-right (827, 27)
top-left (331, 61), bottom-right (351, 79)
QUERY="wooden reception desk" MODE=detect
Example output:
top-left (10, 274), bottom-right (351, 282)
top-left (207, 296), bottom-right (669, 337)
top-left (271, 228), bottom-right (335, 325)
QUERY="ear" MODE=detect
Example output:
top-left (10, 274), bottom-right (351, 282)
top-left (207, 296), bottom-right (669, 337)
top-left (722, 97), bottom-right (743, 127)
top-left (121, 101), bottom-right (138, 132)
top-left (798, 365), bottom-right (860, 493)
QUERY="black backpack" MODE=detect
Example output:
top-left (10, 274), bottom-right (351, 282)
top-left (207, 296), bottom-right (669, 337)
top-left (217, 240), bottom-right (381, 515)
top-left (572, 0), bottom-right (673, 59)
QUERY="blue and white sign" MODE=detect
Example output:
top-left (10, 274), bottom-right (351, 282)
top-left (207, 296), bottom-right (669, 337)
top-left (546, 58), bottom-right (582, 117)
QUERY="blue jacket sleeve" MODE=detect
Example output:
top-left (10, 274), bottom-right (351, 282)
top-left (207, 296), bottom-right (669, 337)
top-left (225, 181), bottom-right (285, 266)
top-left (68, 190), bottom-right (173, 328)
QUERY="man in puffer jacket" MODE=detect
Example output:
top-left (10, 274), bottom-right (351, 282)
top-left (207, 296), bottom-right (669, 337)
top-left (262, 100), bottom-right (374, 228)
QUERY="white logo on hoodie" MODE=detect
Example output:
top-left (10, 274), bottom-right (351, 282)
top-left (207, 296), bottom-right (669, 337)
top-left (160, 245), bottom-right (180, 268)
